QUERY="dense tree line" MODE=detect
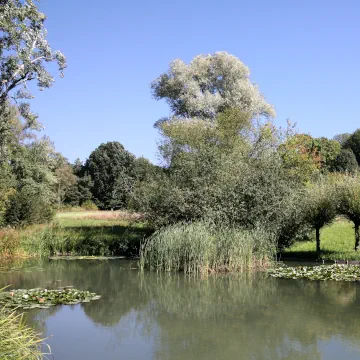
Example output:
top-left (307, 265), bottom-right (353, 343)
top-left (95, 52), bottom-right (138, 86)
top-left (59, 142), bottom-right (160, 210)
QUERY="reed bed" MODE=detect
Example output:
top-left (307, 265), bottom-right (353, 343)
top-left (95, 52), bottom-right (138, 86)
top-left (140, 221), bottom-right (275, 274)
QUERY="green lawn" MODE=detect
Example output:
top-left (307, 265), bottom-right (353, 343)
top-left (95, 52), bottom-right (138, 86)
top-left (283, 219), bottom-right (360, 261)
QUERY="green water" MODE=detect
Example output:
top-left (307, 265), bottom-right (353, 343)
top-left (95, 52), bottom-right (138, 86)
top-left (1, 259), bottom-right (360, 360)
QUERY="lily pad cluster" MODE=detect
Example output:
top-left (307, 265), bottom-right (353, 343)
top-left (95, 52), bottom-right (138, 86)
top-left (0, 287), bottom-right (101, 309)
top-left (268, 264), bottom-right (360, 281)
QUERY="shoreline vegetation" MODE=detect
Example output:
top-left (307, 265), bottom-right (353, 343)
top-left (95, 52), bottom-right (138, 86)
top-left (0, 286), bottom-right (48, 360)
top-left (2, 213), bottom-right (360, 269)
top-left (0, 210), bottom-right (151, 265)
top-left (140, 221), bottom-right (274, 274)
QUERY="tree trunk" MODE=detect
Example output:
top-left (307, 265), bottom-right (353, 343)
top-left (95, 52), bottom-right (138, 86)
top-left (355, 224), bottom-right (360, 251)
top-left (316, 227), bottom-right (321, 252)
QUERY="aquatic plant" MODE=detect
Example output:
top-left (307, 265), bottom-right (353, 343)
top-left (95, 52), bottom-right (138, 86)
top-left (0, 285), bottom-right (49, 360)
top-left (0, 307), bottom-right (48, 360)
top-left (0, 288), bottom-right (101, 309)
top-left (269, 264), bottom-right (360, 281)
top-left (140, 221), bottom-right (275, 273)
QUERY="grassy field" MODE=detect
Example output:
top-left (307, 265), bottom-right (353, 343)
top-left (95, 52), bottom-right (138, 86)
top-left (283, 219), bottom-right (360, 261)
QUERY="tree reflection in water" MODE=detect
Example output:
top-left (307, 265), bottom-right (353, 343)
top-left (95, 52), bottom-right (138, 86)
top-left (1, 260), bottom-right (360, 360)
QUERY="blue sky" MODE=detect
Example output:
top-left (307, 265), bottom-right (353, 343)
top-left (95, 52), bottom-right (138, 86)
top-left (32, 0), bottom-right (360, 164)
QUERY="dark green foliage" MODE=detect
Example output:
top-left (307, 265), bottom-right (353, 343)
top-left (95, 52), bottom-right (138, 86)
top-left (5, 189), bottom-right (54, 226)
top-left (316, 137), bottom-right (341, 171)
top-left (64, 173), bottom-right (93, 206)
top-left (133, 157), bottom-right (162, 182)
top-left (0, 126), bottom-right (57, 226)
top-left (331, 149), bottom-right (358, 173)
top-left (333, 133), bottom-right (351, 146)
top-left (344, 129), bottom-right (360, 165)
top-left (85, 142), bottom-right (136, 209)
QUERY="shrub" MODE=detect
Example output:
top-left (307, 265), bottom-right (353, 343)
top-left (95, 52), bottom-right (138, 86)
top-left (81, 200), bottom-right (98, 211)
top-left (140, 220), bottom-right (275, 273)
top-left (4, 188), bottom-right (54, 227)
top-left (331, 149), bottom-right (358, 174)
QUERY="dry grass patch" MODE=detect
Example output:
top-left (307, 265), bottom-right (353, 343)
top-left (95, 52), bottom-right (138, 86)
top-left (56, 210), bottom-right (142, 221)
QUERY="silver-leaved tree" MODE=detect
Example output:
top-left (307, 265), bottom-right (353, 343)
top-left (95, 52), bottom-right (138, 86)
top-left (0, 0), bottom-right (66, 130)
top-left (151, 52), bottom-right (275, 126)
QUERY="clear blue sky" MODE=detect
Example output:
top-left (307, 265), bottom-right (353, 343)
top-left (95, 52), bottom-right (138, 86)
top-left (32, 0), bottom-right (360, 164)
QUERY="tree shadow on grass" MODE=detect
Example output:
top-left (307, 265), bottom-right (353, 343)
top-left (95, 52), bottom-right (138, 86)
top-left (279, 250), bottom-right (339, 262)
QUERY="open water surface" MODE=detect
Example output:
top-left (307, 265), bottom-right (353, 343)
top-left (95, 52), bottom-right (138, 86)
top-left (1, 259), bottom-right (360, 360)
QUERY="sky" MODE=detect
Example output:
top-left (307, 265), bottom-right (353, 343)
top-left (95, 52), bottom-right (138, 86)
top-left (30, 0), bottom-right (360, 164)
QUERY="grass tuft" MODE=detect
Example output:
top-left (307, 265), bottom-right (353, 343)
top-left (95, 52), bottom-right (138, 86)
top-left (0, 288), bottom-right (48, 359)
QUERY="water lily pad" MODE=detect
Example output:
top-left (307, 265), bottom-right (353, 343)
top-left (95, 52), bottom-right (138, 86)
top-left (269, 264), bottom-right (360, 281)
top-left (0, 288), bottom-right (101, 309)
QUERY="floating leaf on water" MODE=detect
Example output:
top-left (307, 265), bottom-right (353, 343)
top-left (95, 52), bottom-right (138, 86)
top-left (269, 264), bottom-right (360, 282)
top-left (0, 288), bottom-right (101, 309)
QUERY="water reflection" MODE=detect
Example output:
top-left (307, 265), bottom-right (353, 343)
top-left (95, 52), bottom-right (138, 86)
top-left (1, 260), bottom-right (360, 360)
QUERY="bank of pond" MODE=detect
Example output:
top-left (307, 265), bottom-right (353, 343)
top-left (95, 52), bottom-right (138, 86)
top-left (3, 215), bottom-right (360, 358)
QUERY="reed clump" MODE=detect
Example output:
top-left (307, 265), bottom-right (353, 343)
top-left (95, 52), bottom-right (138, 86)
top-left (0, 299), bottom-right (48, 359)
top-left (140, 221), bottom-right (275, 274)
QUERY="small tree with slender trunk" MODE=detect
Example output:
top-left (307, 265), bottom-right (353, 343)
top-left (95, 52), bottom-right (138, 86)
top-left (337, 176), bottom-right (360, 251)
top-left (304, 179), bottom-right (337, 252)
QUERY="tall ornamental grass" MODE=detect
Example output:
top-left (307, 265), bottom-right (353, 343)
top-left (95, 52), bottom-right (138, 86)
top-left (140, 221), bottom-right (275, 274)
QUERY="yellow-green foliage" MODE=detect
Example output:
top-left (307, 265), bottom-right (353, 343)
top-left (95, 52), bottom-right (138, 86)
top-left (81, 200), bottom-right (98, 211)
top-left (0, 229), bottom-right (20, 258)
top-left (0, 306), bottom-right (46, 359)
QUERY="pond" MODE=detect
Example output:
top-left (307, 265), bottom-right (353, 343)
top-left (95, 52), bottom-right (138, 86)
top-left (1, 259), bottom-right (360, 360)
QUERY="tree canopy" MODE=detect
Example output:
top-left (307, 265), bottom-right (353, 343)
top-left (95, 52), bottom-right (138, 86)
top-left (151, 52), bottom-right (275, 127)
top-left (344, 129), bottom-right (360, 165)
top-left (84, 142), bottom-right (136, 209)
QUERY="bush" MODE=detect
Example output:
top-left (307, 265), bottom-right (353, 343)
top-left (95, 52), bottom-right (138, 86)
top-left (4, 188), bottom-right (54, 227)
top-left (331, 149), bottom-right (358, 174)
top-left (81, 200), bottom-right (98, 211)
top-left (140, 220), bottom-right (275, 273)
